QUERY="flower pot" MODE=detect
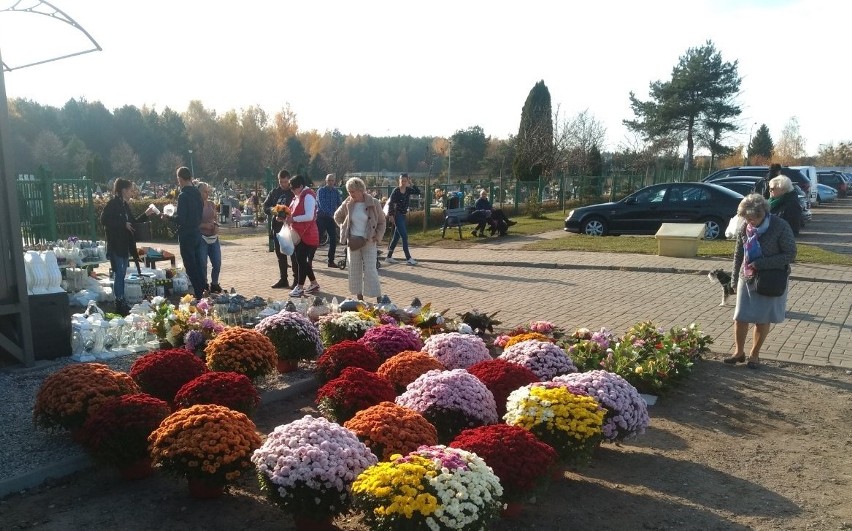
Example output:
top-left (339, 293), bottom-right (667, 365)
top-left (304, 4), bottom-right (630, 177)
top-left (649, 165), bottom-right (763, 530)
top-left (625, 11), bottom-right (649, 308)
top-left (292, 515), bottom-right (340, 531)
top-left (277, 359), bottom-right (299, 373)
top-left (119, 457), bottom-right (155, 480)
top-left (187, 477), bottom-right (225, 499)
top-left (501, 501), bottom-right (525, 519)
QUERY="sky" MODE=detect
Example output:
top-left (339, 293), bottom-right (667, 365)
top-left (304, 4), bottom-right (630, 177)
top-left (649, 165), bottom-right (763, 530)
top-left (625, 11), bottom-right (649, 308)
top-left (1, 0), bottom-right (849, 155)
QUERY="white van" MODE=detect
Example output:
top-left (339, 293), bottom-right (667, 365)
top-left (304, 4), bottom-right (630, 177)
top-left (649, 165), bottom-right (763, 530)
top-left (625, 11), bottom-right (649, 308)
top-left (791, 166), bottom-right (819, 205)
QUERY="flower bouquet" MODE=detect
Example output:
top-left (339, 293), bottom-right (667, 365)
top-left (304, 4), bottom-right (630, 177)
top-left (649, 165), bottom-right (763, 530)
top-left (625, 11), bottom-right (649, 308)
top-left (376, 350), bottom-right (446, 394)
top-left (174, 371), bottom-right (261, 416)
top-left (498, 339), bottom-right (577, 380)
top-left (316, 367), bottom-right (396, 423)
top-left (343, 401), bottom-right (438, 460)
top-left (204, 327), bottom-right (277, 381)
top-left (450, 424), bottom-right (558, 501)
top-left (254, 311), bottom-right (323, 362)
top-left (667, 322), bottom-right (714, 360)
top-left (467, 359), bottom-right (539, 417)
top-left (421, 332), bottom-right (492, 370)
top-left (357, 324), bottom-right (424, 361)
top-left (504, 382), bottom-right (604, 465)
top-left (149, 404), bottom-right (262, 493)
top-left (148, 295), bottom-right (224, 349)
top-left (33, 363), bottom-right (140, 435)
top-left (564, 327), bottom-right (616, 371)
top-left (407, 303), bottom-right (451, 338)
top-left (78, 393), bottom-right (170, 478)
top-left (129, 348), bottom-right (209, 403)
top-left (554, 370), bottom-right (650, 442)
top-left (351, 445), bottom-right (503, 531)
top-left (252, 415), bottom-right (378, 520)
top-left (396, 369), bottom-right (498, 443)
top-left (315, 340), bottom-right (381, 383)
top-left (271, 203), bottom-right (291, 219)
top-left (317, 311), bottom-right (378, 347)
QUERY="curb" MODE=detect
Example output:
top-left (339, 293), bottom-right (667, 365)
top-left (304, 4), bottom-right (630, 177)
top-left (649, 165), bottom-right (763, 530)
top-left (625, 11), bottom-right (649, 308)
top-left (0, 375), bottom-right (318, 499)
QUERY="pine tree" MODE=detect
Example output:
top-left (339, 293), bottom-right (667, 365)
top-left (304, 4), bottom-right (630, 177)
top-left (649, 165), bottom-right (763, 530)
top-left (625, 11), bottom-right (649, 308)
top-left (512, 80), bottom-right (553, 182)
top-left (748, 124), bottom-right (773, 161)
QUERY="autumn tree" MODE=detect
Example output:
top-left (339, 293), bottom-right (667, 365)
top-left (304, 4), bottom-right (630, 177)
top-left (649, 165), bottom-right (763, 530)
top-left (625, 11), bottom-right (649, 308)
top-left (513, 80), bottom-right (553, 182)
top-left (624, 40), bottom-right (741, 174)
top-left (774, 117), bottom-right (806, 164)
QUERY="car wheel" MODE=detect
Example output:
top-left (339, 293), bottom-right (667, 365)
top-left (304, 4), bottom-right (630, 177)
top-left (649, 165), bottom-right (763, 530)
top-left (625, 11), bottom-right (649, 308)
top-left (581, 217), bottom-right (607, 236)
top-left (703, 217), bottom-right (724, 240)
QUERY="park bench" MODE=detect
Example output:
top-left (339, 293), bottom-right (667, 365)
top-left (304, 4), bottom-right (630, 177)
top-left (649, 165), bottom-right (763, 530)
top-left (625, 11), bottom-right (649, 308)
top-left (441, 206), bottom-right (476, 239)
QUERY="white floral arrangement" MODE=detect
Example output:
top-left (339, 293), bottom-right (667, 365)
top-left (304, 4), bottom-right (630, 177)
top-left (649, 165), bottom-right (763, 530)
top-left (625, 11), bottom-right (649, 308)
top-left (421, 332), bottom-right (491, 369)
top-left (317, 311), bottom-right (378, 347)
top-left (498, 339), bottom-right (577, 380)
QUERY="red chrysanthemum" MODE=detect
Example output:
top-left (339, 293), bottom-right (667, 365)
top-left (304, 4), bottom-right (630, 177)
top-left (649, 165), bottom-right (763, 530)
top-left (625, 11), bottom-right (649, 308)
top-left (174, 371), bottom-right (261, 416)
top-left (129, 348), bottom-right (209, 403)
top-left (467, 358), bottom-right (540, 417)
top-left (316, 367), bottom-right (396, 423)
top-left (315, 340), bottom-right (381, 383)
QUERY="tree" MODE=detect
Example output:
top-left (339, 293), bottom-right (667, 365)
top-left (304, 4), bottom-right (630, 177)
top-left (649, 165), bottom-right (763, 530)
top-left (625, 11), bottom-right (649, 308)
top-left (111, 140), bottom-right (142, 178)
top-left (449, 126), bottom-right (488, 179)
top-left (699, 100), bottom-right (738, 170)
top-left (31, 130), bottom-right (65, 173)
top-left (748, 124), bottom-right (773, 161)
top-left (624, 40), bottom-right (741, 174)
top-left (513, 80), bottom-right (553, 182)
top-left (817, 142), bottom-right (852, 166)
top-left (774, 117), bottom-right (806, 164)
top-left (554, 107), bottom-right (607, 175)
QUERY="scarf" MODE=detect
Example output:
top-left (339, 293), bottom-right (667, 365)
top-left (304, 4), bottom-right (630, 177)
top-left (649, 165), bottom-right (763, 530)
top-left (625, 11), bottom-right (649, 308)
top-left (742, 215), bottom-right (770, 279)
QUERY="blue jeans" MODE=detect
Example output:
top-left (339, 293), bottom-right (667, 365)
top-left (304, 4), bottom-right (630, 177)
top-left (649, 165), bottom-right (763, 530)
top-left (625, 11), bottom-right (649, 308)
top-left (109, 254), bottom-right (129, 299)
top-left (200, 237), bottom-right (221, 286)
top-left (387, 213), bottom-right (411, 259)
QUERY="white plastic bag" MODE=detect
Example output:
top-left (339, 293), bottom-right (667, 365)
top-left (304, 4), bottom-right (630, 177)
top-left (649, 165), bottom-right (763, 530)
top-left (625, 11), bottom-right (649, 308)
top-left (725, 215), bottom-right (742, 239)
top-left (276, 225), bottom-right (296, 255)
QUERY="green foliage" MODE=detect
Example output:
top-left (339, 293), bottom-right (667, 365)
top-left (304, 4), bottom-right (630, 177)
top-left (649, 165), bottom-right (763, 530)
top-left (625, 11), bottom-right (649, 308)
top-left (513, 80), bottom-right (553, 182)
top-left (450, 126), bottom-right (489, 178)
top-left (586, 145), bottom-right (603, 176)
top-left (749, 124), bottom-right (774, 159)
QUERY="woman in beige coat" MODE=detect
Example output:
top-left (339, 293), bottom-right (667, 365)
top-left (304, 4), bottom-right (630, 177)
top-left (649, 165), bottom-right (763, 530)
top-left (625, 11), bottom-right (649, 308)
top-left (334, 177), bottom-right (387, 301)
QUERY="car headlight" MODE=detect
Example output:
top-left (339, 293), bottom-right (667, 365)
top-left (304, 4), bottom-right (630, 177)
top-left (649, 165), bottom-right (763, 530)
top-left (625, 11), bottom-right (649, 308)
top-left (566, 210), bottom-right (575, 220)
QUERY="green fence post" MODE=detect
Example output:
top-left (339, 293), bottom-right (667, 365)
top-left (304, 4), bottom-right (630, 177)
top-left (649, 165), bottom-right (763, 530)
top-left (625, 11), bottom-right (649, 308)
top-left (41, 171), bottom-right (57, 242)
top-left (85, 178), bottom-right (97, 242)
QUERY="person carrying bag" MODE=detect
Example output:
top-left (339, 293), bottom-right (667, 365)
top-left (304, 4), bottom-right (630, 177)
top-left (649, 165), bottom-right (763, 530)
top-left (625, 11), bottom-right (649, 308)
top-left (334, 177), bottom-right (386, 301)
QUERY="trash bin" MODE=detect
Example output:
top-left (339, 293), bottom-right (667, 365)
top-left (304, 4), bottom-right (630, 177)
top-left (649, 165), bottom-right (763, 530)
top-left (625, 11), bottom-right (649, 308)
top-left (654, 223), bottom-right (705, 257)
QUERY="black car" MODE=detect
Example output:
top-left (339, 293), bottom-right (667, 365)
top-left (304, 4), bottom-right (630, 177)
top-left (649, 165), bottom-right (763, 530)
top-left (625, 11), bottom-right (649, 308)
top-left (563, 182), bottom-right (742, 240)
top-left (817, 171), bottom-right (848, 198)
top-left (712, 177), bottom-right (810, 224)
top-left (702, 165), bottom-right (812, 197)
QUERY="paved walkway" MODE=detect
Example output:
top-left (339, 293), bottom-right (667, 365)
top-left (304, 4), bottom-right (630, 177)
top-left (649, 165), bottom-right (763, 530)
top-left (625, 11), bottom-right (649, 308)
top-left (138, 200), bottom-right (852, 369)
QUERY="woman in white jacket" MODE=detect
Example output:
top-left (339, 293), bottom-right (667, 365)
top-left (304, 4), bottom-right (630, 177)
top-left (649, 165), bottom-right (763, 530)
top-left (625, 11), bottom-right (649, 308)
top-left (334, 178), bottom-right (387, 301)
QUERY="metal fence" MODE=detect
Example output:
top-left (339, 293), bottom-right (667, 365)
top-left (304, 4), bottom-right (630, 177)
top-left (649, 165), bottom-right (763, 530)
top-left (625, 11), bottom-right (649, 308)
top-left (16, 171), bottom-right (97, 247)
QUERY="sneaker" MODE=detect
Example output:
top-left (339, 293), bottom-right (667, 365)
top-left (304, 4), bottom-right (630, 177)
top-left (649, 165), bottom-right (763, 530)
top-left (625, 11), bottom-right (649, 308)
top-left (406, 258), bottom-right (418, 266)
top-left (305, 282), bottom-right (320, 294)
top-left (210, 283), bottom-right (223, 294)
top-left (327, 262), bottom-right (337, 268)
top-left (507, 220), bottom-right (517, 226)
top-left (385, 257), bottom-right (398, 264)
top-left (271, 279), bottom-right (288, 289)
top-left (289, 286), bottom-right (304, 297)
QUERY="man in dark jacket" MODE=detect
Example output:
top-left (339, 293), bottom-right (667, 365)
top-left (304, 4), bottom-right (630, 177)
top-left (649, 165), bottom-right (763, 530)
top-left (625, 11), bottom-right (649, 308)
top-left (263, 170), bottom-right (295, 288)
top-left (166, 167), bottom-right (205, 298)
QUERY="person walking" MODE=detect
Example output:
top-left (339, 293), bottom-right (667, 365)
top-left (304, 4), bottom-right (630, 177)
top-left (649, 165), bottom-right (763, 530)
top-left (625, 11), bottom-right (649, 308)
top-left (385, 173), bottom-right (420, 265)
top-left (768, 175), bottom-right (802, 236)
top-left (263, 170), bottom-right (295, 288)
top-left (725, 193), bottom-right (796, 369)
top-left (317, 173), bottom-right (343, 267)
top-left (100, 178), bottom-right (156, 315)
top-left (196, 182), bottom-right (222, 293)
top-left (334, 177), bottom-right (386, 301)
top-left (287, 174), bottom-right (320, 297)
top-left (165, 167), bottom-right (205, 299)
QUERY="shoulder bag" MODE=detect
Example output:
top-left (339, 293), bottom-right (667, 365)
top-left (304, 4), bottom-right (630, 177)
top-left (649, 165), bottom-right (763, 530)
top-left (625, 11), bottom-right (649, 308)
top-left (754, 267), bottom-right (789, 297)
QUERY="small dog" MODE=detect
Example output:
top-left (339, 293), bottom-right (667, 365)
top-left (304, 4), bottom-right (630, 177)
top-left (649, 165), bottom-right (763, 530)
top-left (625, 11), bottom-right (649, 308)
top-left (708, 269), bottom-right (735, 306)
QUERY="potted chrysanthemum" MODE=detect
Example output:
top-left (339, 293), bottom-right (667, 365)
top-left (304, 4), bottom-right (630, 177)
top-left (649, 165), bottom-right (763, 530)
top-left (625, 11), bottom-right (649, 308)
top-left (450, 424), bottom-right (558, 512)
top-left (129, 348), bottom-right (209, 404)
top-left (343, 401), bottom-right (438, 460)
top-left (498, 339), bottom-right (578, 380)
top-left (252, 415), bottom-right (378, 526)
top-left (467, 358), bottom-right (540, 417)
top-left (421, 332), bottom-right (492, 369)
top-left (395, 369), bottom-right (498, 443)
top-left (316, 311), bottom-right (378, 347)
top-left (356, 324), bottom-right (424, 361)
top-left (315, 340), bottom-right (381, 383)
top-left (504, 382), bottom-right (604, 466)
top-left (554, 370), bottom-right (650, 442)
top-left (352, 445), bottom-right (503, 531)
top-left (376, 350), bottom-right (446, 394)
top-left (78, 393), bottom-right (171, 480)
top-left (204, 327), bottom-right (277, 381)
top-left (315, 367), bottom-right (396, 423)
top-left (33, 363), bottom-right (140, 440)
top-left (149, 404), bottom-right (263, 498)
top-left (174, 371), bottom-right (261, 416)
top-left (254, 311), bottom-right (323, 372)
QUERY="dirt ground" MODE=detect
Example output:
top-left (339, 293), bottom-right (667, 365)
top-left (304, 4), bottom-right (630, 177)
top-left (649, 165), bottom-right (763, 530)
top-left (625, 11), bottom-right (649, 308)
top-left (1, 357), bottom-right (851, 531)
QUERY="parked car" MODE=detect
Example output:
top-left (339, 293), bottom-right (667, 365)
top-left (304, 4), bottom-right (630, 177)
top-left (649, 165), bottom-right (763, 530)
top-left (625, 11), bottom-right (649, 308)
top-left (708, 177), bottom-right (810, 224)
top-left (817, 183), bottom-right (838, 203)
top-left (817, 170), bottom-right (848, 198)
top-left (702, 165), bottom-right (813, 204)
top-left (790, 166), bottom-right (819, 205)
top-left (563, 182), bottom-right (742, 240)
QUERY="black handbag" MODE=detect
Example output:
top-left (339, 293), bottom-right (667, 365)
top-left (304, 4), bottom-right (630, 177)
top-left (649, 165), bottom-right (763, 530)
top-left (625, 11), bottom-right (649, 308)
top-left (754, 267), bottom-right (789, 297)
top-left (132, 221), bottom-right (152, 242)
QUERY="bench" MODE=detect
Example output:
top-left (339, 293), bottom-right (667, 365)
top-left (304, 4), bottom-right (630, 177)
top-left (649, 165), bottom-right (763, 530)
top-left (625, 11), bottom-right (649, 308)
top-left (441, 207), bottom-right (475, 239)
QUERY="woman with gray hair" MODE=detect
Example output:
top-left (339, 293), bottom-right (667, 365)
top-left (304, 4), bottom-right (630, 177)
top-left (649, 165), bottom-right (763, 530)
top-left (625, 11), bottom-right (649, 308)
top-left (767, 175), bottom-right (802, 236)
top-left (334, 177), bottom-right (386, 301)
top-left (725, 193), bottom-right (796, 369)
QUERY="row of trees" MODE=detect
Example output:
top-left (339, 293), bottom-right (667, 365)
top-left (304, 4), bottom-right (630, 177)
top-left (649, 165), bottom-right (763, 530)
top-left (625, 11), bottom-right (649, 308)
top-left (9, 39), bottom-right (848, 187)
